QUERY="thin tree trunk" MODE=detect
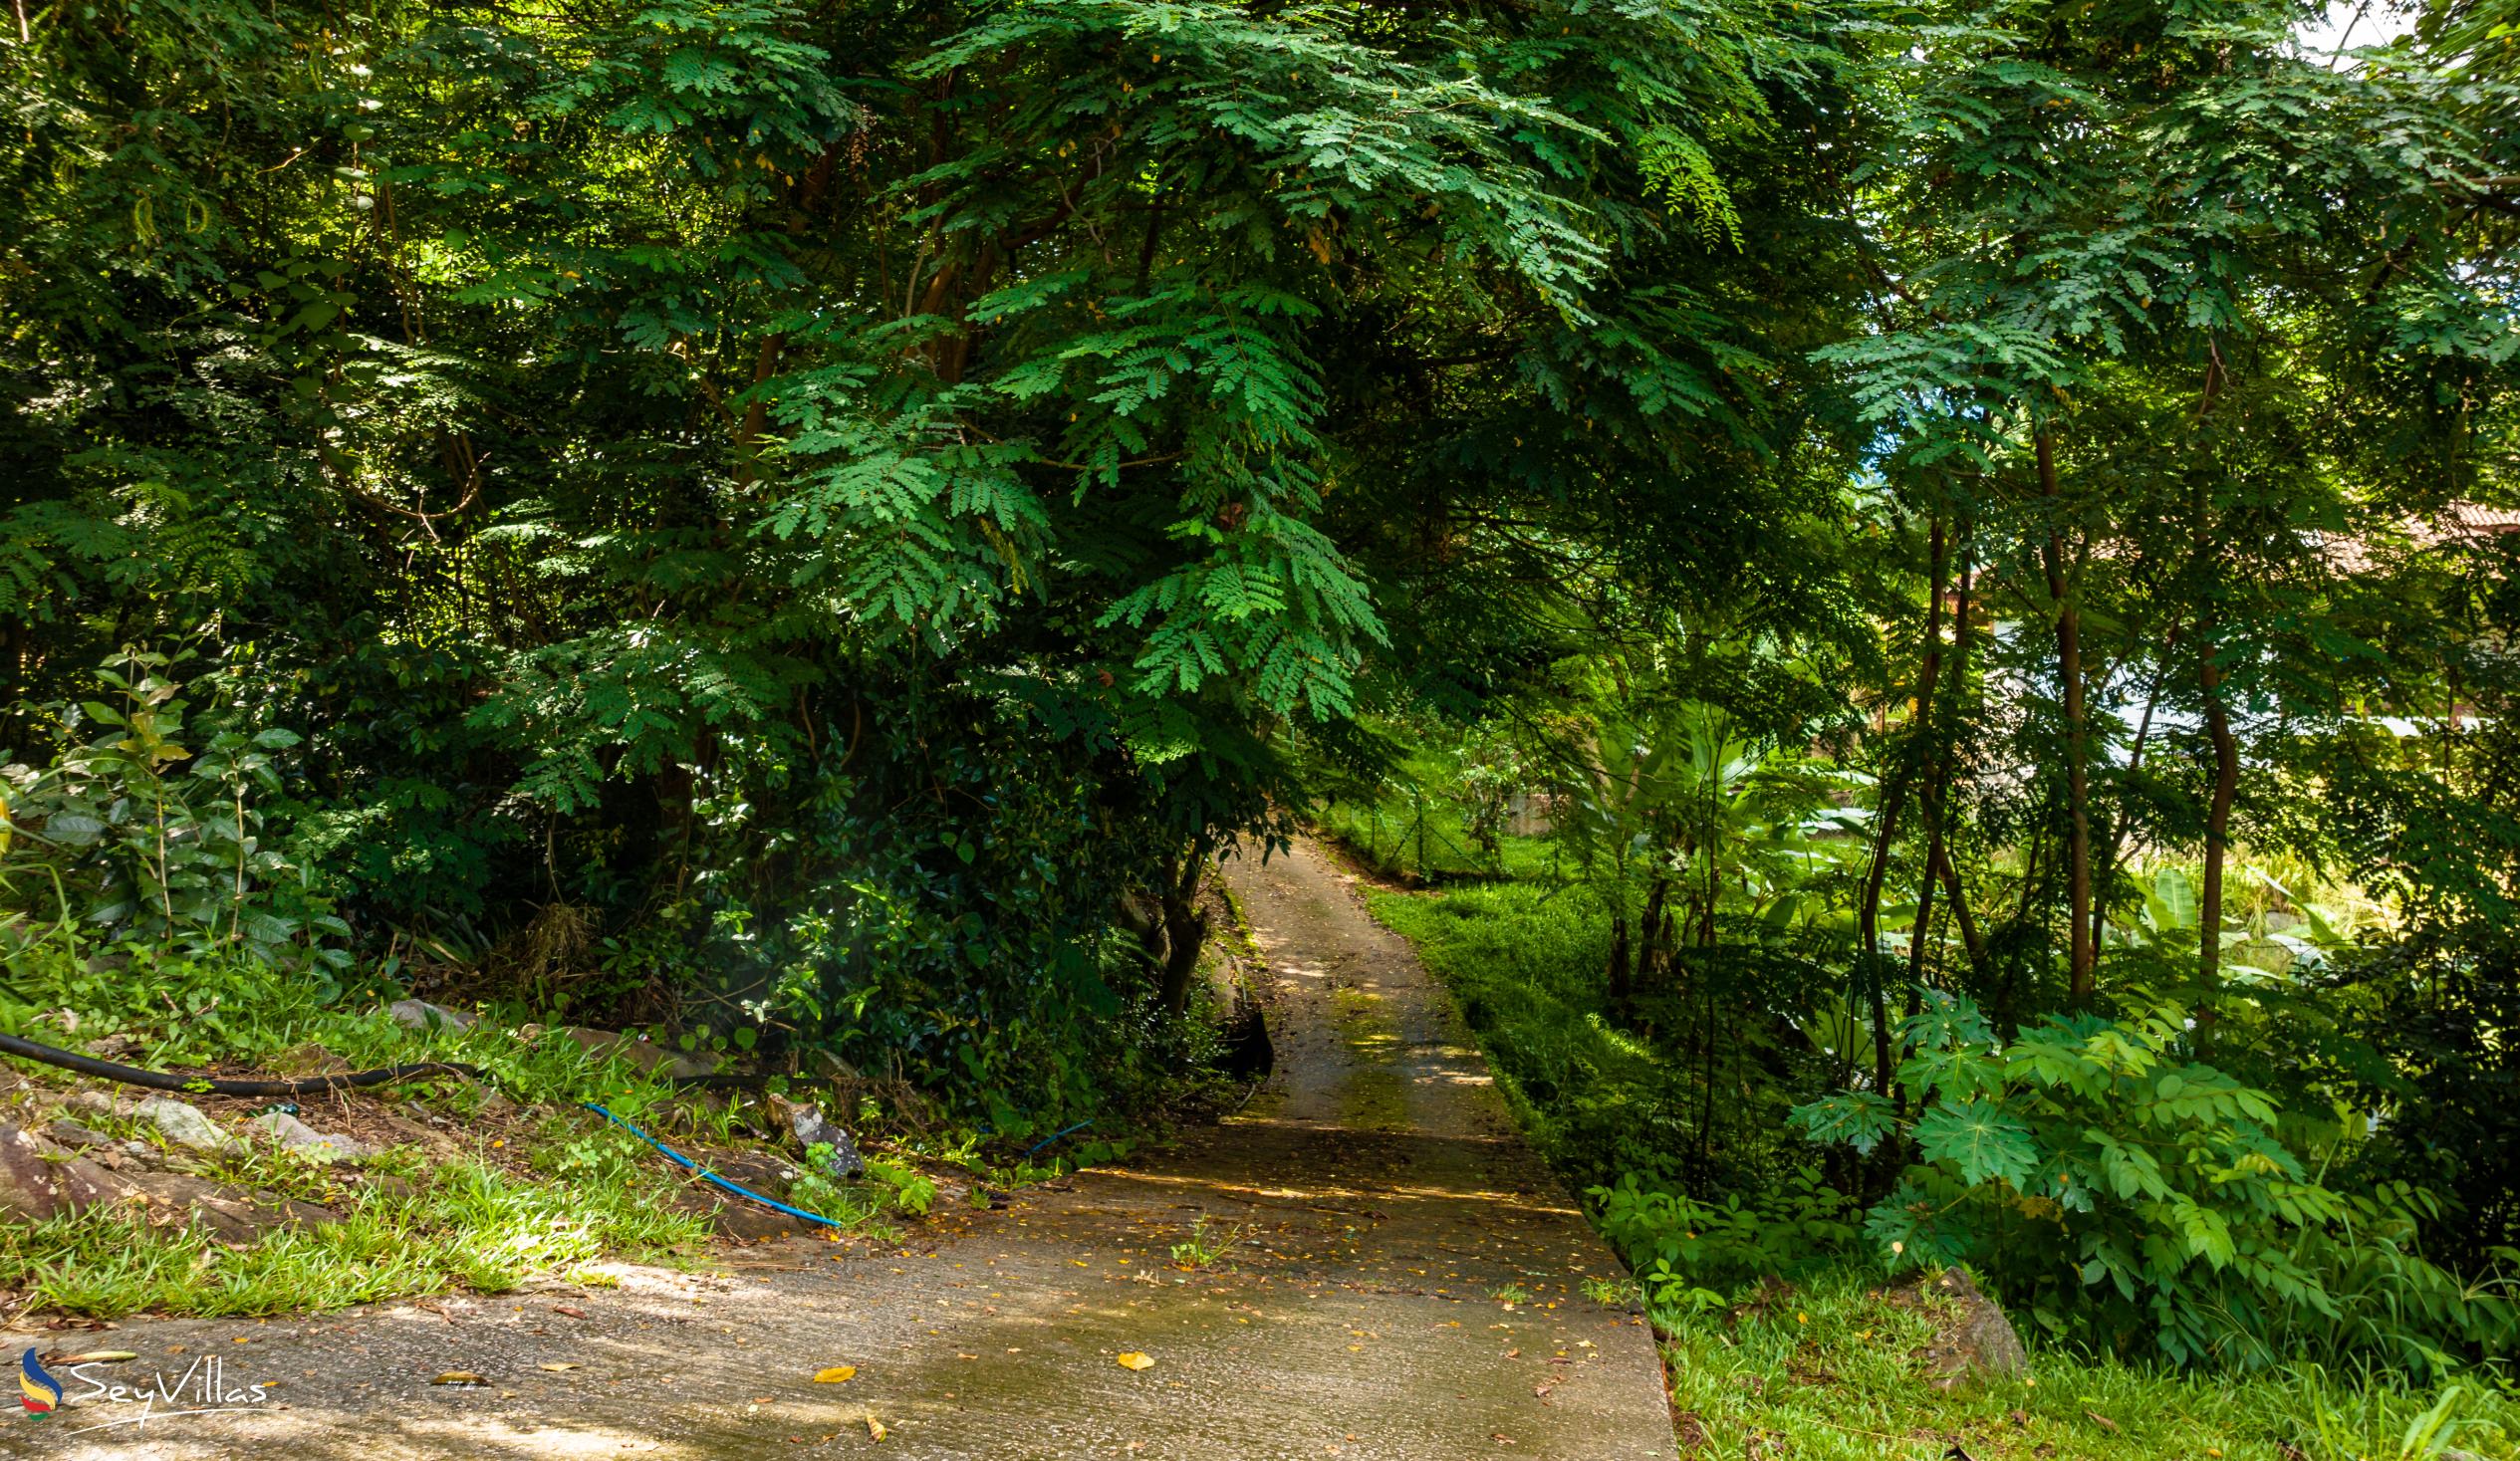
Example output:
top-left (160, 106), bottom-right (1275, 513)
top-left (1858, 515), bottom-right (1948, 1093)
top-left (1856, 698), bottom-right (1907, 1091)
top-left (1936, 851), bottom-right (1989, 977)
top-left (1157, 840), bottom-right (1212, 1015)
top-left (2090, 619), bottom-right (2179, 958)
top-left (1858, 760), bottom-right (1907, 1097)
top-left (1907, 518), bottom-right (1952, 993)
top-left (1607, 909), bottom-right (1634, 1006)
top-left (1929, 535), bottom-right (1992, 982)
top-left (2187, 354), bottom-right (2233, 996)
top-left (1637, 875), bottom-right (1670, 991)
top-left (1695, 983), bottom-right (1719, 1191)
top-left (2038, 432), bottom-right (2095, 1003)
top-left (2198, 638), bottom-right (2236, 991)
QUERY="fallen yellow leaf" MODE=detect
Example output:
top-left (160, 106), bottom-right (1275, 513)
top-left (1116, 1351), bottom-right (1156, 1371)
top-left (815, 1365), bottom-right (859, 1384)
top-left (539, 1363), bottom-right (580, 1372)
top-left (61, 1351), bottom-right (138, 1364)
top-left (431, 1371), bottom-right (487, 1386)
top-left (868, 1416), bottom-right (888, 1441)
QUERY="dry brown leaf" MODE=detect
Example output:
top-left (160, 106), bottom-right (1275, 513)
top-left (61, 1351), bottom-right (138, 1364)
top-left (814, 1365), bottom-right (859, 1383)
top-left (867, 1415), bottom-right (888, 1441)
top-left (431, 1371), bottom-right (487, 1386)
top-left (539, 1363), bottom-right (580, 1372)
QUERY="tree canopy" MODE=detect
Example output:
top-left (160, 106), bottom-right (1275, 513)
top-left (5, 0), bottom-right (2519, 1375)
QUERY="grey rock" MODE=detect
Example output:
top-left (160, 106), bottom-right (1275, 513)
top-left (701, 1150), bottom-right (795, 1192)
top-left (387, 998), bottom-right (478, 1033)
top-left (362, 1174), bottom-right (422, 1205)
top-left (133, 1096), bottom-right (238, 1153)
top-left (785, 1101), bottom-right (866, 1178)
top-left (1916, 1267), bottom-right (2028, 1388)
top-left (561, 1026), bottom-right (710, 1081)
top-left (466, 1078), bottom-right (519, 1117)
top-left (616, 1039), bottom-right (713, 1081)
top-left (246, 1110), bottom-right (370, 1164)
top-left (65, 1090), bottom-right (119, 1118)
top-left (675, 1189), bottom-right (809, 1243)
top-left (258, 1196), bottom-right (343, 1229)
top-left (117, 1172), bottom-right (258, 1243)
top-left (46, 1119), bottom-right (111, 1149)
top-left (114, 1171), bottom-right (341, 1244)
top-left (0, 1124), bottom-right (116, 1222)
top-left (558, 1025), bottom-right (618, 1056)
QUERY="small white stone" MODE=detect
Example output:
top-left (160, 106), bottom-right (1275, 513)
top-left (133, 1097), bottom-right (238, 1153)
top-left (247, 1111), bottom-right (370, 1165)
top-left (387, 999), bottom-right (478, 1032)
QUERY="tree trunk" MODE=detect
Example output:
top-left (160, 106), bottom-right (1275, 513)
top-left (2090, 620), bottom-right (2178, 959)
top-left (2038, 432), bottom-right (2095, 1003)
top-left (1936, 850), bottom-right (1990, 979)
top-left (1907, 517), bottom-right (1951, 992)
top-left (1928, 535), bottom-right (1991, 984)
top-left (1156, 843), bottom-right (1211, 1016)
top-left (1637, 875), bottom-right (1671, 991)
top-left (1857, 783), bottom-right (1903, 1096)
top-left (1607, 909), bottom-right (1634, 1006)
top-left (2198, 638), bottom-right (2237, 992)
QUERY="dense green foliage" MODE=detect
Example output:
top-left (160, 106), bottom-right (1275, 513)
top-left (1649, 1266), bottom-right (2517, 1461)
top-left (6, 0), bottom-right (2519, 1406)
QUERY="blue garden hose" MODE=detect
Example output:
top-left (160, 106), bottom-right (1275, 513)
top-left (582, 1102), bottom-right (845, 1230)
top-left (1025, 1118), bottom-right (1094, 1156)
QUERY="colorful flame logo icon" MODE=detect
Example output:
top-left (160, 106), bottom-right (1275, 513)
top-left (18, 1347), bottom-right (62, 1415)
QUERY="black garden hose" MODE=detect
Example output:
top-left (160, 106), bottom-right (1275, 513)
top-left (0, 1031), bottom-right (484, 1097)
top-left (0, 1030), bottom-right (862, 1231)
top-left (0, 1031), bottom-right (820, 1096)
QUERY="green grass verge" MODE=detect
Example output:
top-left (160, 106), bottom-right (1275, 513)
top-left (1361, 873), bottom-right (1723, 1193)
top-left (0, 943), bottom-right (965, 1319)
top-left (1357, 869), bottom-right (2520, 1461)
top-left (0, 1143), bottom-right (713, 1319)
top-left (1658, 1267), bottom-right (2517, 1460)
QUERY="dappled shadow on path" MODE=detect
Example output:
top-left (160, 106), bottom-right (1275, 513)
top-left (1, 840), bottom-right (1670, 1461)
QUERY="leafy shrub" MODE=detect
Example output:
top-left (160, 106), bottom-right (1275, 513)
top-left (1, 649), bottom-right (345, 981)
top-left (1590, 1165), bottom-right (1858, 1311)
top-left (1791, 991), bottom-right (2516, 1372)
top-left (2315, 929), bottom-right (2520, 1273)
top-left (863, 1156), bottom-right (937, 1217)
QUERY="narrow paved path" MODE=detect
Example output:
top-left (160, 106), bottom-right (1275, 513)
top-left (9, 839), bottom-right (1671, 1459)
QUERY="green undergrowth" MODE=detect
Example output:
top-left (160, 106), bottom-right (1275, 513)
top-left (1654, 1268), bottom-right (2519, 1461)
top-left (0, 1144), bottom-right (713, 1319)
top-left (1361, 872), bottom-right (1716, 1193)
top-left (1363, 874), bottom-right (2520, 1460)
top-left (0, 942), bottom-right (1100, 1319)
top-left (1313, 753), bottom-right (1566, 885)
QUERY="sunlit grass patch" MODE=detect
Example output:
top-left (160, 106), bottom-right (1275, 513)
top-left (1656, 1268), bottom-right (2519, 1461)
top-left (0, 1152), bottom-right (714, 1320)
